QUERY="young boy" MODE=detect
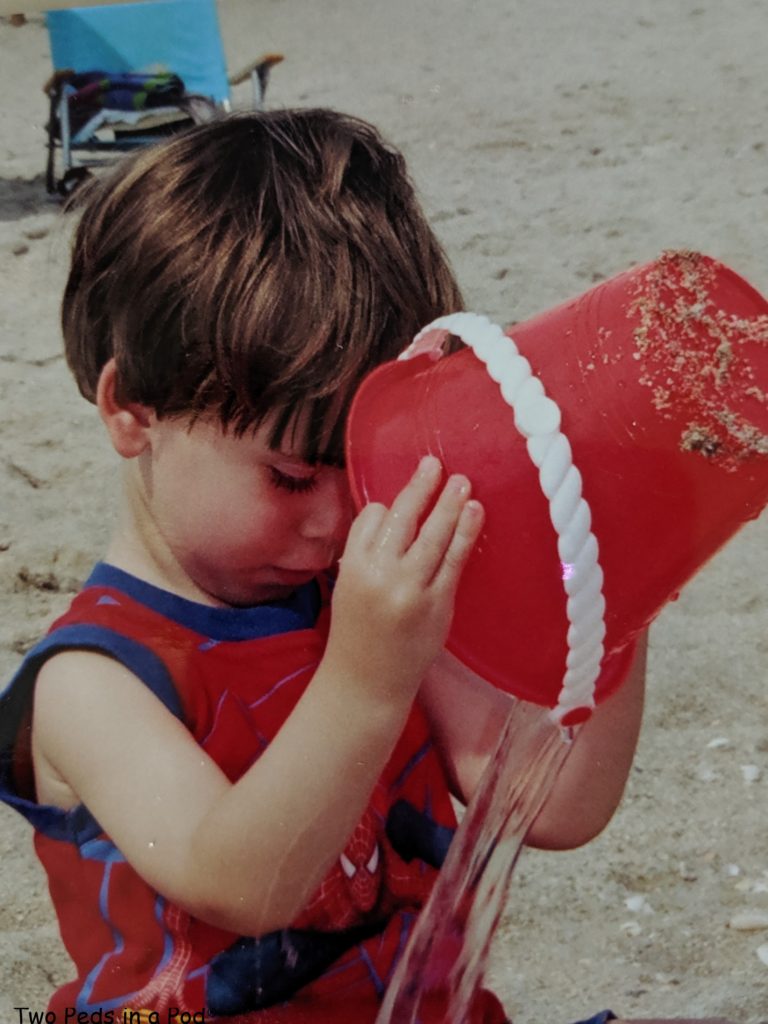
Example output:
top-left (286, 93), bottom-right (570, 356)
top-left (0, 109), bottom-right (646, 1022)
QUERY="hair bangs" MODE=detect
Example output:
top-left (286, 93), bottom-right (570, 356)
top-left (217, 289), bottom-right (396, 466)
top-left (63, 109), bottom-right (463, 441)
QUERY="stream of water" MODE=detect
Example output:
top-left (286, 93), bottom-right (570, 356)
top-left (376, 700), bottom-right (574, 1023)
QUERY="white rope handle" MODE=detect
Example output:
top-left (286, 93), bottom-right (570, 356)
top-left (405, 313), bottom-right (606, 724)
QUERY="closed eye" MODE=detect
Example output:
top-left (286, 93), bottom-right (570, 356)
top-left (269, 466), bottom-right (319, 494)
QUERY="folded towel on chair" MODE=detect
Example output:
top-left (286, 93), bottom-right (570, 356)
top-left (51, 70), bottom-right (187, 137)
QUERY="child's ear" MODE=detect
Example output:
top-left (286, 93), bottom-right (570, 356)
top-left (96, 359), bottom-right (153, 459)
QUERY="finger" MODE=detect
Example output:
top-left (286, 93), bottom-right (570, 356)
top-left (375, 454), bottom-right (443, 554)
top-left (404, 473), bottom-right (474, 582)
top-left (346, 502), bottom-right (388, 550)
top-left (430, 499), bottom-right (485, 592)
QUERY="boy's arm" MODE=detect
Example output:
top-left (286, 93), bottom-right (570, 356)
top-left (32, 459), bottom-right (484, 938)
top-left (419, 632), bottom-right (646, 849)
top-left (33, 646), bottom-right (413, 933)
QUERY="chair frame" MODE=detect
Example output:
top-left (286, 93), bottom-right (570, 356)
top-left (43, 0), bottom-right (283, 195)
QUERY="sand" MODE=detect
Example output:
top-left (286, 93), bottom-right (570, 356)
top-left (1, 1), bottom-right (766, 1021)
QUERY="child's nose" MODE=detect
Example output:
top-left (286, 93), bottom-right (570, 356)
top-left (300, 470), bottom-right (354, 543)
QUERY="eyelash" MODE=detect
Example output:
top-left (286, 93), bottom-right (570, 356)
top-left (269, 467), bottom-right (320, 494)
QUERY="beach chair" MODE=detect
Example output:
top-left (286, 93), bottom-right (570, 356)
top-left (44, 0), bottom-right (283, 195)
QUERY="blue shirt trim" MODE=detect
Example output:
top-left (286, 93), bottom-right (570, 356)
top-left (0, 623), bottom-right (182, 841)
top-left (86, 562), bottom-right (321, 641)
top-left (0, 565), bottom-right (323, 841)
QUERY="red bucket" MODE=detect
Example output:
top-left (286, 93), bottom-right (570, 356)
top-left (345, 252), bottom-right (768, 724)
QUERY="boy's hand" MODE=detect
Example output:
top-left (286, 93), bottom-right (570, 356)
top-left (327, 455), bottom-right (484, 704)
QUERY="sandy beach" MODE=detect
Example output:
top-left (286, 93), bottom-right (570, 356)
top-left (1, 1), bottom-right (766, 1021)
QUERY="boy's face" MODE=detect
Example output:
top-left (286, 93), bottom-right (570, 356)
top-left (136, 413), bottom-right (354, 606)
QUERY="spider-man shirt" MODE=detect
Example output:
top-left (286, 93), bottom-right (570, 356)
top-left (0, 563), bottom-right (507, 1023)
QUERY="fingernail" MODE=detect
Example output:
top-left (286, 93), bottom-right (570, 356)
top-left (417, 454), bottom-right (441, 477)
top-left (447, 474), bottom-right (470, 496)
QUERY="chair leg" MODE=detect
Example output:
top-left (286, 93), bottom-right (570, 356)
top-left (230, 53), bottom-right (284, 110)
top-left (45, 91), bottom-right (59, 195)
top-left (253, 54), bottom-right (284, 108)
top-left (58, 166), bottom-right (92, 198)
top-left (59, 92), bottom-right (72, 174)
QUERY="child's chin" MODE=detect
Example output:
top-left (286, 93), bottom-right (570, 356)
top-left (197, 567), bottom-right (316, 607)
top-left (224, 580), bottom-right (306, 607)
top-left (253, 584), bottom-right (303, 605)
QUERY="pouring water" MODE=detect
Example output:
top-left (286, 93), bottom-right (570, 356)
top-left (376, 699), bottom-right (573, 1023)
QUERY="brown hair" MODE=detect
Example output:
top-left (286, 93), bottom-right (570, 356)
top-left (62, 108), bottom-right (463, 463)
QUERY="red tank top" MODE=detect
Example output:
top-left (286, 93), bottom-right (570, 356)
top-left (0, 563), bottom-right (507, 1023)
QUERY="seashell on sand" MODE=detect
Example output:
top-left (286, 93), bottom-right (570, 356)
top-left (729, 910), bottom-right (768, 931)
